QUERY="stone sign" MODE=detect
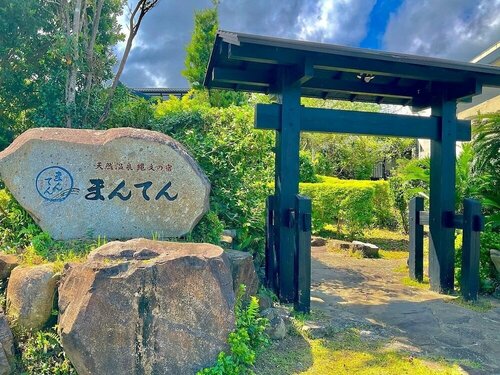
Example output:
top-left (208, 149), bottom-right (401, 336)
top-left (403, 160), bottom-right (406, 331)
top-left (0, 128), bottom-right (210, 240)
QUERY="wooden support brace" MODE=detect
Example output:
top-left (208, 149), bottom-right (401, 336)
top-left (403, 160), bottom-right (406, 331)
top-left (294, 195), bottom-right (312, 313)
top-left (265, 195), bottom-right (277, 292)
top-left (461, 199), bottom-right (483, 302)
top-left (409, 197), bottom-right (424, 282)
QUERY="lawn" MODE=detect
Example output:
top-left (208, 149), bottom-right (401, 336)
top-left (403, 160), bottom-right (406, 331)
top-left (255, 326), bottom-right (462, 374)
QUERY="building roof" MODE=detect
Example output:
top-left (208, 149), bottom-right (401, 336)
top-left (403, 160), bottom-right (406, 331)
top-left (131, 88), bottom-right (190, 99)
top-left (204, 31), bottom-right (500, 109)
top-left (458, 41), bottom-right (500, 116)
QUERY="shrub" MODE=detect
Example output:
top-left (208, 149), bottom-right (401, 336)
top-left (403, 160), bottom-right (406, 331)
top-left (299, 151), bottom-right (318, 183)
top-left (455, 230), bottom-right (500, 294)
top-left (17, 329), bottom-right (75, 374)
top-left (0, 188), bottom-right (42, 251)
top-left (299, 176), bottom-right (394, 237)
top-left (198, 285), bottom-right (269, 374)
top-left (187, 210), bottom-right (224, 244)
top-left (152, 97), bottom-right (274, 257)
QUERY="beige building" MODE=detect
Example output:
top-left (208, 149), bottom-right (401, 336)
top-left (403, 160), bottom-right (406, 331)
top-left (417, 42), bottom-right (500, 158)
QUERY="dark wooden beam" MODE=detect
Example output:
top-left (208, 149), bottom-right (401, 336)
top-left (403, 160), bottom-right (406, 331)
top-left (409, 197), bottom-right (424, 282)
top-left (228, 42), bottom-right (470, 83)
top-left (429, 99), bottom-right (457, 294)
top-left (303, 77), bottom-right (422, 99)
top-left (254, 104), bottom-right (471, 141)
top-left (273, 72), bottom-right (301, 302)
top-left (212, 67), bottom-right (271, 87)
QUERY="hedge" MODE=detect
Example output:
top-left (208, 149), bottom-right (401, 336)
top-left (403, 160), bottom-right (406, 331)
top-left (299, 176), bottom-right (394, 237)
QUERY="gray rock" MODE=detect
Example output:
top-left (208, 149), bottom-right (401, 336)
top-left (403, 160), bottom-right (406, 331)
top-left (225, 250), bottom-right (259, 298)
top-left (0, 312), bottom-right (14, 375)
top-left (0, 254), bottom-right (19, 280)
top-left (257, 294), bottom-right (273, 311)
top-left (352, 241), bottom-right (379, 258)
top-left (261, 308), bottom-right (287, 340)
top-left (490, 249), bottom-right (500, 274)
top-left (0, 128), bottom-right (210, 240)
top-left (311, 236), bottom-right (327, 247)
top-left (58, 239), bottom-right (235, 375)
top-left (6, 264), bottom-right (59, 331)
top-left (222, 229), bottom-right (237, 239)
top-left (328, 239), bottom-right (353, 251)
top-left (220, 235), bottom-right (233, 247)
top-left (301, 321), bottom-right (328, 339)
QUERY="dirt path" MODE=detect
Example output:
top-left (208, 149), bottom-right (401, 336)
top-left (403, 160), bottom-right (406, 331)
top-left (310, 246), bottom-right (500, 374)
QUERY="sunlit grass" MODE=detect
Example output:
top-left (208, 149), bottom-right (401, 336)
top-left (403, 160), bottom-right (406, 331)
top-left (402, 276), bottom-right (430, 290)
top-left (255, 328), bottom-right (463, 375)
top-left (446, 297), bottom-right (493, 313)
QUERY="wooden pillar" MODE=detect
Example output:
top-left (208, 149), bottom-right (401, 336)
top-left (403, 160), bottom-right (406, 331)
top-left (461, 198), bottom-right (482, 301)
top-left (409, 197), bottom-right (424, 282)
top-left (294, 195), bottom-right (311, 313)
top-left (274, 74), bottom-right (301, 302)
top-left (429, 98), bottom-right (457, 293)
top-left (265, 195), bottom-right (277, 292)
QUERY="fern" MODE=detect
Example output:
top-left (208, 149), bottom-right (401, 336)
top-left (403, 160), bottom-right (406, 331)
top-left (198, 285), bottom-right (270, 375)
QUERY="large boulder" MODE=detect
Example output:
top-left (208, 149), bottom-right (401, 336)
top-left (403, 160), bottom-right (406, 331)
top-left (0, 128), bottom-right (210, 240)
top-left (58, 239), bottom-right (235, 375)
top-left (0, 312), bottom-right (14, 375)
top-left (0, 254), bottom-right (19, 280)
top-left (6, 264), bottom-right (59, 331)
top-left (225, 250), bottom-right (259, 298)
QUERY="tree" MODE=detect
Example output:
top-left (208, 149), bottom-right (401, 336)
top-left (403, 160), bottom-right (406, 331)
top-left (0, 0), bottom-right (123, 136)
top-left (182, 2), bottom-right (246, 107)
top-left (182, 2), bottom-right (218, 88)
top-left (99, 0), bottom-right (159, 126)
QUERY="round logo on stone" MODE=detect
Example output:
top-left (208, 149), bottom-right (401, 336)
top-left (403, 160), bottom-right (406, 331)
top-left (36, 166), bottom-right (74, 202)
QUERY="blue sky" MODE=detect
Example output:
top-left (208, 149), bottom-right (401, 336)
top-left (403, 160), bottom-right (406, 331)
top-left (118, 0), bottom-right (500, 88)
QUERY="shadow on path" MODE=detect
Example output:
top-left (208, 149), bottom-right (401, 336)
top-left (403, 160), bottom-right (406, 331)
top-left (310, 246), bottom-right (500, 375)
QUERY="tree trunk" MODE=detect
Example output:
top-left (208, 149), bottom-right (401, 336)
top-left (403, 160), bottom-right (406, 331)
top-left (98, 0), bottom-right (158, 127)
top-left (83, 0), bottom-right (104, 125)
top-left (66, 0), bottom-right (85, 128)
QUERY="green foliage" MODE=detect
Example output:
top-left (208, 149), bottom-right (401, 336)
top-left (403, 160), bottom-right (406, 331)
top-left (183, 3), bottom-right (218, 88)
top-left (472, 113), bottom-right (500, 230)
top-left (153, 97), bottom-right (274, 257)
top-left (0, 0), bottom-right (124, 131)
top-left (198, 285), bottom-right (269, 375)
top-left (300, 98), bottom-right (414, 181)
top-left (187, 211), bottom-right (224, 244)
top-left (17, 328), bottom-right (76, 374)
top-left (388, 158), bottom-right (430, 233)
top-left (0, 189), bottom-right (42, 251)
top-left (299, 176), bottom-right (394, 238)
top-left (455, 230), bottom-right (500, 294)
top-left (101, 85), bottom-right (155, 129)
top-left (299, 151), bottom-right (318, 183)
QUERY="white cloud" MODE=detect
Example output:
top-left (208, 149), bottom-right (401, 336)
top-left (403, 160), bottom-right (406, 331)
top-left (297, 0), bottom-right (376, 45)
top-left (383, 0), bottom-right (500, 60)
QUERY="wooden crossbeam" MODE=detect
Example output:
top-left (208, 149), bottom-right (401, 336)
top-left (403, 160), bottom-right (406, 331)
top-left (302, 77), bottom-right (421, 99)
top-left (228, 43), bottom-right (470, 83)
top-left (212, 67), bottom-right (271, 87)
top-left (255, 104), bottom-right (471, 141)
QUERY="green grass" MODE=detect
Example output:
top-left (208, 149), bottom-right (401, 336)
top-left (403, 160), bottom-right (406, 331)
top-left (446, 297), bottom-right (493, 312)
top-left (402, 276), bottom-right (430, 290)
top-left (255, 327), bottom-right (463, 374)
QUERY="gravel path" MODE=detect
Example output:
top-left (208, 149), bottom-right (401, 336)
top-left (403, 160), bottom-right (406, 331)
top-left (311, 246), bottom-right (500, 375)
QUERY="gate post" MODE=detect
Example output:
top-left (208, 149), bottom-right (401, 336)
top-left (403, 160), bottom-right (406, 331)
top-left (265, 195), bottom-right (277, 292)
top-left (429, 98), bottom-right (457, 293)
top-left (409, 197), bottom-right (424, 282)
top-left (274, 75), bottom-right (301, 302)
top-left (294, 195), bottom-right (311, 313)
top-left (461, 198), bottom-right (483, 301)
